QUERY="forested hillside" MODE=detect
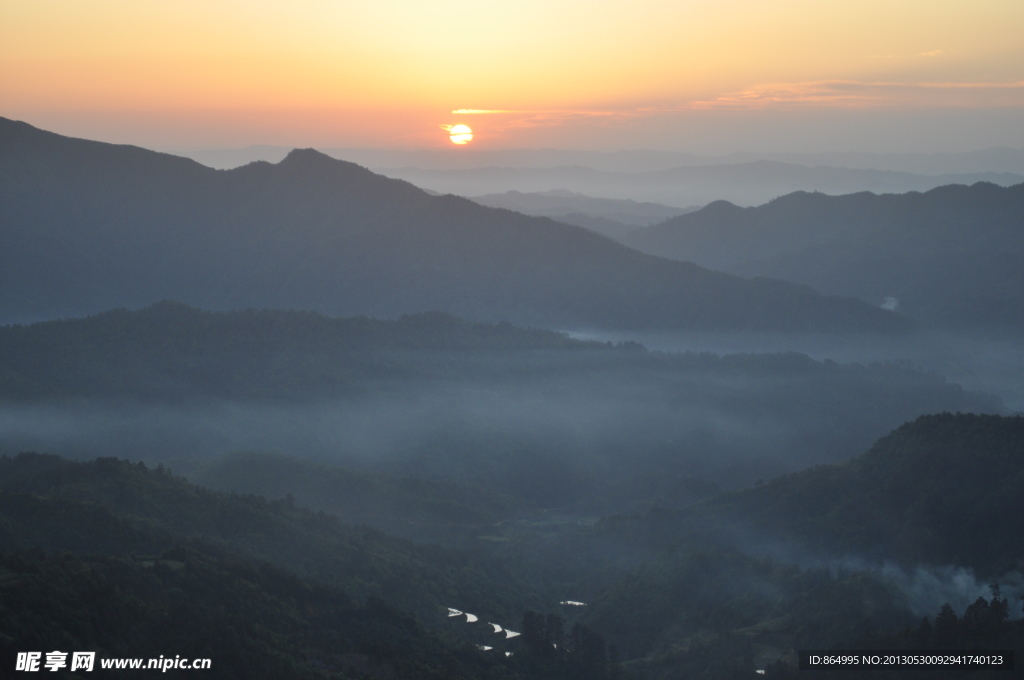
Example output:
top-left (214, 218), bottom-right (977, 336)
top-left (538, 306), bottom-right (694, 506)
top-left (573, 414), bottom-right (1024, 676)
top-left (0, 453), bottom-right (622, 679)
top-left (0, 549), bottom-right (499, 680)
top-left (3, 416), bottom-right (1022, 678)
top-left (681, 413), bottom-right (1024, 574)
top-left (0, 454), bottom-right (542, 623)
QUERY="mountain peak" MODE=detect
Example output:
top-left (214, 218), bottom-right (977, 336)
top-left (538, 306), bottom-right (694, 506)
top-left (275, 147), bottom-right (382, 183)
top-left (279, 147), bottom-right (337, 167)
top-left (701, 199), bottom-right (742, 214)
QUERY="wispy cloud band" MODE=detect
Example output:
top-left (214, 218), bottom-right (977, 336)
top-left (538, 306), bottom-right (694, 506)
top-left (682, 80), bottom-right (1024, 110)
top-left (450, 79), bottom-right (1024, 134)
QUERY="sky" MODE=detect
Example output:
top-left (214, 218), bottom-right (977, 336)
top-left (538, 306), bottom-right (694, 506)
top-left (2, 0), bottom-right (1023, 153)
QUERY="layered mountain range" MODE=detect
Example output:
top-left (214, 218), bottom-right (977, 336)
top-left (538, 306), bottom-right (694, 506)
top-left (373, 161), bottom-right (1023, 208)
top-left (626, 183), bottom-right (1024, 328)
top-left (466, 189), bottom-right (694, 240)
top-left (0, 117), bottom-right (901, 332)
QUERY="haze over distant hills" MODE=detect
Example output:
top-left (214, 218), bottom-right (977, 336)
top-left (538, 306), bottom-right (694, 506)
top-left (178, 145), bottom-right (1024, 175)
top-left (174, 144), bottom-right (1024, 208)
top-left (371, 162), bottom-right (1023, 209)
top-left (626, 183), bottom-right (1024, 329)
top-left (0, 302), bottom-right (997, 505)
top-left (0, 117), bottom-right (901, 333)
top-left (466, 190), bottom-right (695, 241)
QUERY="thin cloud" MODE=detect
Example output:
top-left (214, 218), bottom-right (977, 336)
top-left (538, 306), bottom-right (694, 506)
top-left (918, 80), bottom-right (1024, 89)
top-left (448, 107), bottom-right (634, 133)
top-left (449, 79), bottom-right (1024, 136)
top-left (452, 108), bottom-right (621, 118)
top-left (679, 79), bottom-right (1024, 110)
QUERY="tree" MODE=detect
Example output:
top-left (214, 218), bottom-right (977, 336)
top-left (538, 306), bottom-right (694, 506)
top-left (988, 583), bottom-right (1009, 625)
top-left (933, 603), bottom-right (959, 647)
top-left (566, 623), bottom-right (608, 679)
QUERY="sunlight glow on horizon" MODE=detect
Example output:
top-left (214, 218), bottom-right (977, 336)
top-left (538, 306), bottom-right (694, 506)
top-left (2, 0), bottom-right (1022, 151)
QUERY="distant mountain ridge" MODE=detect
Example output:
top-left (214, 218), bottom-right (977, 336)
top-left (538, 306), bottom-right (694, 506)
top-left (625, 183), bottom-right (1024, 328)
top-left (467, 189), bottom-right (694, 240)
top-left (370, 160), bottom-right (1023, 208)
top-left (177, 145), bottom-right (1024, 175)
top-left (0, 117), bottom-right (902, 332)
top-left (469, 189), bottom-right (689, 225)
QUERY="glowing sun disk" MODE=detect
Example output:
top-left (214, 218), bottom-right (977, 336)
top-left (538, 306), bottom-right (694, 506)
top-left (449, 123), bottom-right (473, 144)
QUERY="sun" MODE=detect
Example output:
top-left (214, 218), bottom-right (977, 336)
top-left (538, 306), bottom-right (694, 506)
top-left (448, 124), bottom-right (473, 145)
top-left (438, 123), bottom-right (474, 145)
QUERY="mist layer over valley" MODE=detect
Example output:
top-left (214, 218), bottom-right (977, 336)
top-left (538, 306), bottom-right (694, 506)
top-left (2, 306), bottom-right (1021, 678)
top-left (1, 303), bottom-right (1000, 518)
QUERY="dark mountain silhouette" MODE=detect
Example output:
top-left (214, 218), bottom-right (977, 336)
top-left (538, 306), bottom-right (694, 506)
top-left (625, 184), bottom-right (1024, 328)
top-left (0, 117), bottom-right (902, 332)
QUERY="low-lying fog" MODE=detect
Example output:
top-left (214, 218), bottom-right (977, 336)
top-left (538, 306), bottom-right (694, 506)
top-left (0, 387), bottom-right (843, 496)
top-left (0, 339), bottom-right (1003, 516)
top-left (564, 328), bottom-right (1024, 412)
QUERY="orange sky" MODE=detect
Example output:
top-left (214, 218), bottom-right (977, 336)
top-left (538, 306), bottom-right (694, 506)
top-left (2, 0), bottom-right (1022, 151)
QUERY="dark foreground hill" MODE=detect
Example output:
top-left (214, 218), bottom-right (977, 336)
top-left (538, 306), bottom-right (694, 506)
top-left (625, 183), bottom-right (1024, 329)
top-left (0, 453), bottom-right (614, 679)
top-left (0, 117), bottom-right (903, 333)
top-left (682, 412), bottom-right (1024, 574)
top-left (2, 416), bottom-right (1021, 679)
top-left (0, 548), bottom-right (497, 680)
top-left (0, 454), bottom-right (541, 622)
top-left (574, 413), bottom-right (1024, 675)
